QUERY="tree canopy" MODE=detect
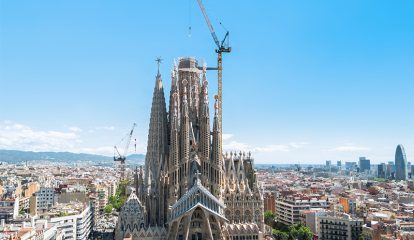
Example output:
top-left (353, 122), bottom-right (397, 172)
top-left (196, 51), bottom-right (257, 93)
top-left (272, 223), bottom-right (313, 240)
top-left (107, 180), bottom-right (129, 211)
top-left (264, 210), bottom-right (275, 226)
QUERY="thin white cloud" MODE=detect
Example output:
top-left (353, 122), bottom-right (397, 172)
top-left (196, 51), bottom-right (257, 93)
top-left (329, 145), bottom-right (370, 152)
top-left (222, 133), bottom-right (307, 153)
top-left (223, 141), bottom-right (251, 152)
top-left (254, 144), bottom-right (290, 152)
top-left (222, 133), bottom-right (234, 141)
top-left (87, 126), bottom-right (115, 134)
top-left (68, 126), bottom-right (82, 132)
top-left (78, 146), bottom-right (115, 156)
top-left (0, 121), bottom-right (78, 152)
top-left (96, 126), bottom-right (115, 131)
top-left (0, 121), bottom-right (123, 156)
top-left (289, 142), bottom-right (308, 148)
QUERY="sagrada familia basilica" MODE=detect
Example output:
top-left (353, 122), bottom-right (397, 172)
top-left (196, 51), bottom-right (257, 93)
top-left (115, 57), bottom-right (264, 239)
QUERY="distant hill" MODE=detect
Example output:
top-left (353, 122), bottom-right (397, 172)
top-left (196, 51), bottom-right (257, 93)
top-left (0, 149), bottom-right (145, 164)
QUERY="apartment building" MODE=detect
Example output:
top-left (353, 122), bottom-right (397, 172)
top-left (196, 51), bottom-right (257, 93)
top-left (318, 212), bottom-right (363, 240)
top-left (275, 195), bottom-right (328, 226)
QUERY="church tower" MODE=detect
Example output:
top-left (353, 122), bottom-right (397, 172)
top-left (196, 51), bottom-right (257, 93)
top-left (143, 65), bottom-right (168, 226)
top-left (120, 57), bottom-right (265, 240)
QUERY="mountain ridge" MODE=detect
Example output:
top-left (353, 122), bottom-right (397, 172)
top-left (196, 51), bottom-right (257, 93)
top-left (0, 149), bottom-right (145, 163)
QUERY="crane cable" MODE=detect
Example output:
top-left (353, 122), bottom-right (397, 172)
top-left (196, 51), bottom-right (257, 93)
top-left (188, 0), bottom-right (192, 37)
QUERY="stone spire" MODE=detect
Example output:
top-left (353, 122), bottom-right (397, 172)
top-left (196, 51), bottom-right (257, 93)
top-left (134, 166), bottom-right (139, 194)
top-left (199, 72), bottom-right (210, 160)
top-left (144, 66), bottom-right (168, 226)
top-left (169, 64), bottom-right (180, 125)
top-left (211, 95), bottom-right (223, 197)
top-left (138, 166), bottom-right (144, 201)
top-left (237, 152), bottom-right (246, 188)
top-left (180, 80), bottom-right (190, 195)
top-left (199, 73), bottom-right (211, 186)
top-left (168, 93), bottom-right (180, 205)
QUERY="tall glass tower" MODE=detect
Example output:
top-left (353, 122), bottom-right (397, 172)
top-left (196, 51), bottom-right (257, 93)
top-left (395, 144), bottom-right (408, 180)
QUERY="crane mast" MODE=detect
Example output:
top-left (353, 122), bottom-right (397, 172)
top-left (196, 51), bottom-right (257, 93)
top-left (196, 0), bottom-right (231, 155)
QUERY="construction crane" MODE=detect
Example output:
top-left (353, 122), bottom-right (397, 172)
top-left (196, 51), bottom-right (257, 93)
top-left (196, 0), bottom-right (231, 135)
top-left (114, 123), bottom-right (137, 180)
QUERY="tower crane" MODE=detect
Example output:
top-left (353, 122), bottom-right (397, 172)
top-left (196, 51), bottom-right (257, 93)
top-left (114, 123), bottom-right (137, 180)
top-left (196, 0), bottom-right (231, 135)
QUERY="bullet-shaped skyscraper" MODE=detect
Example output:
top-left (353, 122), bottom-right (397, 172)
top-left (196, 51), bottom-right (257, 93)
top-left (395, 144), bottom-right (408, 180)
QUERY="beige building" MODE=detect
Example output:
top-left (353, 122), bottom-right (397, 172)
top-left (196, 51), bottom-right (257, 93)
top-left (91, 185), bottom-right (108, 214)
top-left (19, 196), bottom-right (30, 213)
top-left (29, 195), bottom-right (37, 216)
top-left (318, 212), bottom-right (363, 240)
top-left (24, 182), bottom-right (40, 197)
top-left (300, 209), bottom-right (328, 235)
top-left (276, 195), bottom-right (328, 226)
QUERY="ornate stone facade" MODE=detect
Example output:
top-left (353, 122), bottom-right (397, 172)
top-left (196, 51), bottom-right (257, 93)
top-left (115, 57), bottom-right (264, 240)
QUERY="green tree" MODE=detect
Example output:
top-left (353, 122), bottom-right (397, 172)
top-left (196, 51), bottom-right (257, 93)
top-left (104, 204), bottom-right (113, 214)
top-left (264, 210), bottom-right (275, 226)
top-left (274, 222), bottom-right (289, 232)
top-left (108, 180), bottom-right (130, 211)
top-left (109, 195), bottom-right (116, 203)
top-left (287, 224), bottom-right (313, 240)
top-left (296, 225), bottom-right (313, 240)
top-left (272, 229), bottom-right (289, 240)
top-left (19, 207), bottom-right (25, 215)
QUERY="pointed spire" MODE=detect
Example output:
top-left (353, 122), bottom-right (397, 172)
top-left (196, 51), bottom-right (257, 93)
top-left (171, 63), bottom-right (179, 93)
top-left (144, 63), bottom-right (168, 226)
top-left (134, 166), bottom-right (139, 194)
top-left (200, 75), bottom-right (209, 116)
top-left (182, 79), bottom-right (189, 118)
top-left (212, 94), bottom-right (220, 166)
top-left (211, 95), bottom-right (223, 197)
top-left (171, 93), bottom-right (179, 129)
top-left (199, 78), bottom-right (210, 161)
top-left (139, 166), bottom-right (144, 198)
top-left (169, 93), bottom-right (179, 168)
top-left (180, 79), bottom-right (190, 192)
top-left (169, 64), bottom-right (180, 135)
top-left (229, 153), bottom-right (236, 185)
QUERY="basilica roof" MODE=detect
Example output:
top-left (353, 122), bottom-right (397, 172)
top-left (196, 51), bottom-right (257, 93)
top-left (169, 178), bottom-right (227, 222)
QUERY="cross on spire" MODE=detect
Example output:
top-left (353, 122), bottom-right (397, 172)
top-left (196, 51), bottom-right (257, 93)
top-left (155, 57), bottom-right (163, 76)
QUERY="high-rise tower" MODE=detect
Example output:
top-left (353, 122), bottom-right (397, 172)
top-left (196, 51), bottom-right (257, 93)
top-left (395, 144), bottom-right (408, 181)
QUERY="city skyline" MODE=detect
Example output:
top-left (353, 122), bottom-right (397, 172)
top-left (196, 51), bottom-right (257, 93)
top-left (1, 1), bottom-right (414, 164)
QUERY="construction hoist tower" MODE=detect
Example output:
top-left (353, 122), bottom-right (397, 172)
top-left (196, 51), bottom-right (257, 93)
top-left (196, 0), bottom-right (231, 145)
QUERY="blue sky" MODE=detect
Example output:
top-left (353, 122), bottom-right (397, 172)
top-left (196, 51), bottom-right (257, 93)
top-left (1, 0), bottom-right (413, 164)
